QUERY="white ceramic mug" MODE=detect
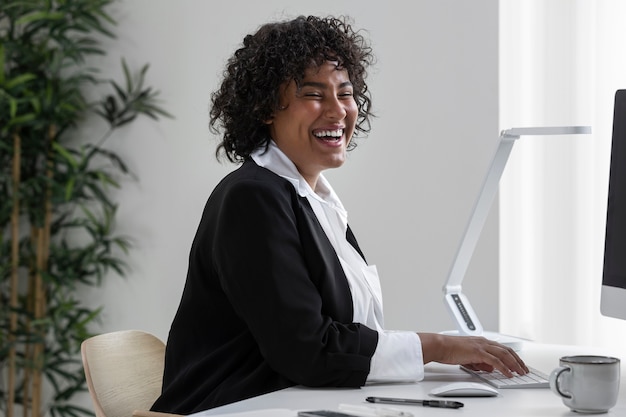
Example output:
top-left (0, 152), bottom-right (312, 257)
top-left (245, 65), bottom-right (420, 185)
top-left (549, 355), bottom-right (620, 413)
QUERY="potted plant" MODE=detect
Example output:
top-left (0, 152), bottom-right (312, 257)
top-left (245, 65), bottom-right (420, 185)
top-left (0, 1), bottom-right (171, 416)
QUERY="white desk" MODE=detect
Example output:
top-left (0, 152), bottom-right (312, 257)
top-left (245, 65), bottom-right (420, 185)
top-left (192, 342), bottom-right (625, 417)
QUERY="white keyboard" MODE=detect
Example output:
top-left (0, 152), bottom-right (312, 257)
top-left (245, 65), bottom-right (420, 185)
top-left (461, 366), bottom-right (550, 388)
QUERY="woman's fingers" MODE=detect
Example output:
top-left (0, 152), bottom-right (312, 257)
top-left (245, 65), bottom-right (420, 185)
top-left (468, 338), bottom-right (528, 377)
top-left (420, 333), bottom-right (529, 377)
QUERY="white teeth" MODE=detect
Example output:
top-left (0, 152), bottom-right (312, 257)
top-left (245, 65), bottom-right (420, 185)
top-left (314, 129), bottom-right (343, 138)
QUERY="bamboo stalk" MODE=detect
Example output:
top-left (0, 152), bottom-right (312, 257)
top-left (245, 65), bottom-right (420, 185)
top-left (8, 132), bottom-right (22, 417)
top-left (31, 124), bottom-right (56, 417)
top-left (23, 226), bottom-right (37, 417)
top-left (31, 226), bottom-right (45, 417)
top-left (42, 125), bottom-right (54, 297)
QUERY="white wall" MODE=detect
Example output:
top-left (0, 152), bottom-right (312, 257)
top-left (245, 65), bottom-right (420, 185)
top-left (500, 0), bottom-right (626, 349)
top-left (79, 0), bottom-right (499, 343)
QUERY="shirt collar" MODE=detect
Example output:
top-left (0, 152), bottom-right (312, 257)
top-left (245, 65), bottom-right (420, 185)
top-left (250, 141), bottom-right (347, 214)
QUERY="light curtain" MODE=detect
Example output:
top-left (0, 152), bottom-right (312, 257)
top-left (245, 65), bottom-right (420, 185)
top-left (499, 0), bottom-right (626, 348)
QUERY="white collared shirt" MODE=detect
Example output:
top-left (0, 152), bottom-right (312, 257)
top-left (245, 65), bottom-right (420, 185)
top-left (251, 142), bottom-right (424, 382)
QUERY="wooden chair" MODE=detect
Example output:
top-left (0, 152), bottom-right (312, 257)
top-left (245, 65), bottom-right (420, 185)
top-left (81, 329), bottom-right (182, 417)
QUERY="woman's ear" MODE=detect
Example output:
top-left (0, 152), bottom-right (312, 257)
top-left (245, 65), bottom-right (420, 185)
top-left (265, 103), bottom-right (287, 124)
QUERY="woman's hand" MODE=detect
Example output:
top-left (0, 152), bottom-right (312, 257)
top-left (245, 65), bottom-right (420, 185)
top-left (418, 333), bottom-right (529, 377)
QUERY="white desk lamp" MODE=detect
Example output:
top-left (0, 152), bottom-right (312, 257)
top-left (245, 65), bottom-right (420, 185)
top-left (442, 126), bottom-right (592, 350)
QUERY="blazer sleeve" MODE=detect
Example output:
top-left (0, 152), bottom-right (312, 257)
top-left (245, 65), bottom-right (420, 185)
top-left (212, 174), bottom-right (378, 387)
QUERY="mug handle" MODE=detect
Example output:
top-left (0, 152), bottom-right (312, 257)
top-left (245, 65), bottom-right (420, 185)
top-left (549, 366), bottom-right (573, 399)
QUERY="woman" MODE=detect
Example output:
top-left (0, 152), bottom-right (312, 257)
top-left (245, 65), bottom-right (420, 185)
top-left (151, 15), bottom-right (528, 414)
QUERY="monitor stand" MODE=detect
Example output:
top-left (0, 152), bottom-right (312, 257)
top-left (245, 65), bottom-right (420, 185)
top-left (441, 126), bottom-right (591, 351)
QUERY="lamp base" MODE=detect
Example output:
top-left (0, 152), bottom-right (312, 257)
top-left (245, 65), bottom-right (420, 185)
top-left (439, 330), bottom-right (526, 351)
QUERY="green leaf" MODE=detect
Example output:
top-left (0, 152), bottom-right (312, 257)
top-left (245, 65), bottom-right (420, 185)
top-left (5, 73), bottom-right (38, 89)
top-left (16, 11), bottom-right (66, 25)
top-left (7, 113), bottom-right (37, 126)
top-left (53, 142), bottom-right (78, 168)
top-left (0, 44), bottom-right (5, 85)
top-left (9, 98), bottom-right (18, 118)
top-left (110, 80), bottom-right (127, 100)
top-left (65, 177), bottom-right (76, 201)
top-left (122, 58), bottom-right (132, 93)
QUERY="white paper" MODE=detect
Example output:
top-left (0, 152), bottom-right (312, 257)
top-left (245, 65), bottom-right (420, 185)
top-left (189, 408), bottom-right (295, 417)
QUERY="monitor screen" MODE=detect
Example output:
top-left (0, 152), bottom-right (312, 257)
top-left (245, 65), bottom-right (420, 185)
top-left (601, 89), bottom-right (626, 320)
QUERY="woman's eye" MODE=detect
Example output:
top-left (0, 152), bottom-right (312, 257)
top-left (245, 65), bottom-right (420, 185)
top-left (299, 89), bottom-right (321, 98)
top-left (299, 90), bottom-right (353, 99)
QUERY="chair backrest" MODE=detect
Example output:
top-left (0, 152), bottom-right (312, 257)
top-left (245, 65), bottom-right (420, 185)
top-left (81, 330), bottom-right (167, 417)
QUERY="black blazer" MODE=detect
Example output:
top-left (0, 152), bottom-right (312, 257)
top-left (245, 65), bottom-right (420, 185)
top-left (152, 159), bottom-right (379, 414)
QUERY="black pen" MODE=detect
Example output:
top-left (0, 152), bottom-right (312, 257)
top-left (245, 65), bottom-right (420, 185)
top-left (366, 396), bottom-right (464, 409)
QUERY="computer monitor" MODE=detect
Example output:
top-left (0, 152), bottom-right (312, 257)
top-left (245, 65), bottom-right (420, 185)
top-left (601, 89), bottom-right (626, 320)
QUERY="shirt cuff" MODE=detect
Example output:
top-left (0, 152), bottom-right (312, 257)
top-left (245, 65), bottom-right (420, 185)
top-left (367, 331), bottom-right (424, 382)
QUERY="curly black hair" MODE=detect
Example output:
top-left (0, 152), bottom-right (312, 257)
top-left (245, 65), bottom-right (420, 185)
top-left (210, 15), bottom-right (374, 163)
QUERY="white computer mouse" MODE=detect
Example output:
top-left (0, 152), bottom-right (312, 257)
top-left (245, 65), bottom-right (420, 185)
top-left (429, 381), bottom-right (499, 397)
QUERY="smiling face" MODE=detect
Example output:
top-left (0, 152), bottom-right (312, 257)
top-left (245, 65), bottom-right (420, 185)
top-left (267, 61), bottom-right (358, 189)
